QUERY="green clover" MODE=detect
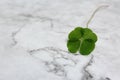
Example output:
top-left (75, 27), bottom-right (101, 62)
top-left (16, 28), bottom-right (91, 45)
top-left (67, 27), bottom-right (97, 55)
top-left (66, 5), bottom-right (109, 55)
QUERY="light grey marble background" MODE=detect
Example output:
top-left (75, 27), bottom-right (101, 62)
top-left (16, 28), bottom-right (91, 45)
top-left (0, 0), bottom-right (120, 80)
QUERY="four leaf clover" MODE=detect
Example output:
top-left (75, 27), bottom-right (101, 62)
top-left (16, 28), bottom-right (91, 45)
top-left (66, 5), bottom-right (109, 55)
top-left (67, 27), bottom-right (97, 55)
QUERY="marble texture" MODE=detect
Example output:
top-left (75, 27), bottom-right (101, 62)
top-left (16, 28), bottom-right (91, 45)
top-left (0, 0), bottom-right (120, 80)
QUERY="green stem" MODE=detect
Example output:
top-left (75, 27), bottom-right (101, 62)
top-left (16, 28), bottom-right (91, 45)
top-left (86, 5), bottom-right (109, 28)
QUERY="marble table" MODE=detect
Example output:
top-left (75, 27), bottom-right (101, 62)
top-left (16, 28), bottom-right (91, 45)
top-left (0, 0), bottom-right (120, 80)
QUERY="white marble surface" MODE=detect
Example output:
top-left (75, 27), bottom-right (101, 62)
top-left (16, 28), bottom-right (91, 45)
top-left (0, 0), bottom-right (120, 80)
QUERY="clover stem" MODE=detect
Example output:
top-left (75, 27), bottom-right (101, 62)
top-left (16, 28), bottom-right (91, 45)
top-left (86, 5), bottom-right (109, 28)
